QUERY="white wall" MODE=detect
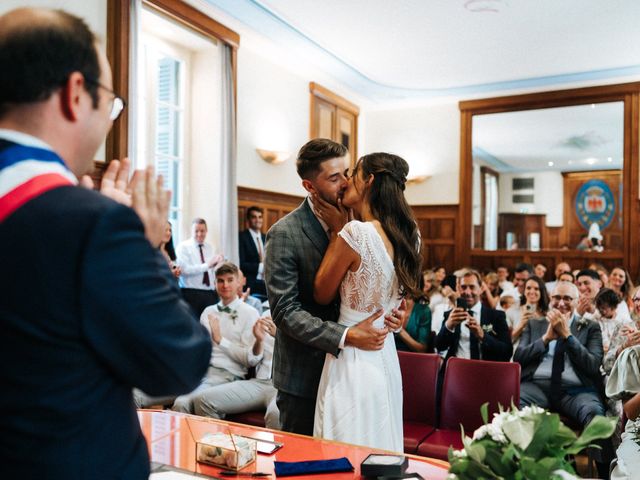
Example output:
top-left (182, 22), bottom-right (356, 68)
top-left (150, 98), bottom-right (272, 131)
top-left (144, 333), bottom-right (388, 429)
top-left (362, 102), bottom-right (460, 205)
top-left (498, 171), bottom-right (564, 226)
top-left (236, 47), bottom-right (308, 197)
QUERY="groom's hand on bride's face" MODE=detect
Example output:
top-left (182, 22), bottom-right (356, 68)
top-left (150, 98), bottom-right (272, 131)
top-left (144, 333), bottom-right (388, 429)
top-left (345, 309), bottom-right (388, 350)
top-left (311, 192), bottom-right (348, 232)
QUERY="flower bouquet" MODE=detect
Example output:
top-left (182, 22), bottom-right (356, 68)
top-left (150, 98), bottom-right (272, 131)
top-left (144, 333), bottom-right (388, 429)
top-left (447, 404), bottom-right (616, 480)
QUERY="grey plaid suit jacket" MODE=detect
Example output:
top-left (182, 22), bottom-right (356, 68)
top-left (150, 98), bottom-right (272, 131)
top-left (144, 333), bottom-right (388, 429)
top-left (264, 198), bottom-right (345, 399)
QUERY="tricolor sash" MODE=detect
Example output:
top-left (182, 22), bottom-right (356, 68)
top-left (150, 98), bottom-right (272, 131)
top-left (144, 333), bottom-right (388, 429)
top-left (0, 139), bottom-right (77, 222)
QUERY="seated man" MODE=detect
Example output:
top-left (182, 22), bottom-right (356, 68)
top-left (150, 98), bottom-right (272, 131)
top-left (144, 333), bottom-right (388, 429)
top-left (514, 281), bottom-right (604, 424)
top-left (194, 313), bottom-right (279, 429)
top-left (172, 262), bottom-right (261, 413)
top-left (435, 268), bottom-right (512, 362)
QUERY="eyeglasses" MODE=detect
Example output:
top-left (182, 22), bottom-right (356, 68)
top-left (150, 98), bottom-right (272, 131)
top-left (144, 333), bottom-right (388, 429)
top-left (84, 78), bottom-right (127, 121)
top-left (551, 295), bottom-right (575, 303)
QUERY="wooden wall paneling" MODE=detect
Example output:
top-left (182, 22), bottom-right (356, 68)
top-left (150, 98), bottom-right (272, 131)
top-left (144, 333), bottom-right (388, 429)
top-left (411, 205), bottom-right (458, 272)
top-left (237, 186), bottom-right (303, 233)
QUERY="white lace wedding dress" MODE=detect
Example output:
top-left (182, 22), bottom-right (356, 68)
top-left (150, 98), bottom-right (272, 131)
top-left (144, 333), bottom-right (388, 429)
top-left (313, 220), bottom-right (403, 452)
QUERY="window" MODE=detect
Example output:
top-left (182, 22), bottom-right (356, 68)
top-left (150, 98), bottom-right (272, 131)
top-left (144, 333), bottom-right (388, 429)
top-left (137, 11), bottom-right (191, 241)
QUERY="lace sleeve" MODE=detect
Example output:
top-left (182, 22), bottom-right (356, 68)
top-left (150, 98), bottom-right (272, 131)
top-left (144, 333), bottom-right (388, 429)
top-left (338, 221), bottom-right (364, 256)
top-left (606, 345), bottom-right (640, 400)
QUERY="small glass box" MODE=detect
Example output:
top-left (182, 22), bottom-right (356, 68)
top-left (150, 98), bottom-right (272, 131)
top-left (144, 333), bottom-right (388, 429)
top-left (360, 453), bottom-right (408, 477)
top-left (196, 433), bottom-right (257, 471)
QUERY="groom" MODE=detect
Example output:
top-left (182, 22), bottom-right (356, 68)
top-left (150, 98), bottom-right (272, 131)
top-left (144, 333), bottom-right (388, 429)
top-left (265, 139), bottom-right (403, 435)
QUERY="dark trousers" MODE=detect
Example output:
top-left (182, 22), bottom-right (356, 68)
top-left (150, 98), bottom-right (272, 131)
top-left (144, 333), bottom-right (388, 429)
top-left (276, 390), bottom-right (316, 436)
top-left (180, 288), bottom-right (218, 318)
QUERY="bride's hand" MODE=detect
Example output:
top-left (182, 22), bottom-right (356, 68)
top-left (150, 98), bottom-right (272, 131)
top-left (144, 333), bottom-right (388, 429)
top-left (384, 299), bottom-right (406, 332)
top-left (311, 192), bottom-right (349, 233)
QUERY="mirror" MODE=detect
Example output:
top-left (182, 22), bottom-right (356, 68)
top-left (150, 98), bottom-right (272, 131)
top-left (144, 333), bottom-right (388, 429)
top-left (471, 102), bottom-right (624, 252)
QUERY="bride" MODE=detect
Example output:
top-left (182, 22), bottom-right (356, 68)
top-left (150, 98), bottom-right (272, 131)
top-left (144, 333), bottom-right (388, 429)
top-left (310, 152), bottom-right (422, 452)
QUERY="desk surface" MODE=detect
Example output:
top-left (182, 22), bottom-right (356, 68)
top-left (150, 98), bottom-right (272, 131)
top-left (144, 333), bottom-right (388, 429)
top-left (139, 410), bottom-right (449, 479)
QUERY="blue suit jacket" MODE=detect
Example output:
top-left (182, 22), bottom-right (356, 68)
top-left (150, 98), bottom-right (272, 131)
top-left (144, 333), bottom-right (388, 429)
top-left (0, 185), bottom-right (211, 479)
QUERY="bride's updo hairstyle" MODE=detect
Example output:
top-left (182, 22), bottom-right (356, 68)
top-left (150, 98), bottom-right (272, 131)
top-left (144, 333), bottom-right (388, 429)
top-left (355, 152), bottom-right (422, 298)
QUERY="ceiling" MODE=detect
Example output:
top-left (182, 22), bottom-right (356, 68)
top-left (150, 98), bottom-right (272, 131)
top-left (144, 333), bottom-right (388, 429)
top-left (473, 102), bottom-right (624, 173)
top-left (205, 0), bottom-right (640, 103)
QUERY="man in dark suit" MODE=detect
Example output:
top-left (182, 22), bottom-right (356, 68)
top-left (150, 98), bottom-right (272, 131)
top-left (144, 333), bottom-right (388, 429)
top-left (239, 205), bottom-right (267, 301)
top-left (436, 268), bottom-right (512, 362)
top-left (0, 8), bottom-right (211, 479)
top-left (514, 280), bottom-right (610, 477)
top-left (514, 280), bottom-right (605, 423)
top-left (264, 138), bottom-right (402, 435)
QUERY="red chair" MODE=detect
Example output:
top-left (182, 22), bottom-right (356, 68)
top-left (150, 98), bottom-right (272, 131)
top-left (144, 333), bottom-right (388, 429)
top-left (398, 352), bottom-right (442, 453)
top-left (417, 357), bottom-right (520, 460)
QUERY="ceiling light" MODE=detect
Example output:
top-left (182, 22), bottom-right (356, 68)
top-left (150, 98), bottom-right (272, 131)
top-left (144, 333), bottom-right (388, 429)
top-left (607, 157), bottom-right (612, 163)
top-left (585, 157), bottom-right (597, 165)
top-left (464, 0), bottom-right (505, 13)
top-left (591, 104), bottom-right (596, 109)
top-left (568, 160), bottom-right (573, 165)
top-left (547, 161), bottom-right (554, 167)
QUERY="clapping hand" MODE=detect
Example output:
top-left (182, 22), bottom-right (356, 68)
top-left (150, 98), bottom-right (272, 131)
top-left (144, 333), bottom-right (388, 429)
top-left (208, 254), bottom-right (224, 269)
top-left (208, 314), bottom-right (222, 344)
top-left (310, 191), bottom-right (349, 233)
top-left (576, 296), bottom-right (595, 316)
top-left (546, 308), bottom-right (571, 340)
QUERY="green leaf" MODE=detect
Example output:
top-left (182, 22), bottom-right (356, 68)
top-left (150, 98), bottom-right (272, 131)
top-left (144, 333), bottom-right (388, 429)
top-left (465, 442), bottom-right (486, 463)
top-left (524, 414), bottom-right (560, 458)
top-left (549, 423), bottom-right (577, 448)
top-left (570, 415), bottom-right (617, 452)
top-left (520, 456), bottom-right (545, 479)
top-left (503, 417), bottom-right (535, 450)
top-left (485, 447), bottom-right (514, 478)
top-left (481, 402), bottom-right (489, 425)
top-left (449, 457), bottom-right (469, 474)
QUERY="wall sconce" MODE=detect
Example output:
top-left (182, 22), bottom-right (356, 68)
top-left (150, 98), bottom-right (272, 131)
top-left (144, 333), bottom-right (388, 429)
top-left (406, 174), bottom-right (431, 185)
top-left (256, 148), bottom-right (290, 165)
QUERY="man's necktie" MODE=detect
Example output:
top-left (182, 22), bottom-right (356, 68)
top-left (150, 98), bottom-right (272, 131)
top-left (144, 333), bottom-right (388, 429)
top-left (256, 235), bottom-right (263, 261)
top-left (199, 244), bottom-right (210, 286)
top-left (550, 337), bottom-right (566, 408)
top-left (470, 332), bottom-right (480, 360)
top-left (217, 305), bottom-right (232, 313)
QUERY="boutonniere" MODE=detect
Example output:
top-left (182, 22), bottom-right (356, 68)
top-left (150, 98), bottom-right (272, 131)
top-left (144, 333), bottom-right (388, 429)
top-left (217, 304), bottom-right (238, 324)
top-left (482, 324), bottom-right (495, 335)
top-left (575, 316), bottom-right (588, 331)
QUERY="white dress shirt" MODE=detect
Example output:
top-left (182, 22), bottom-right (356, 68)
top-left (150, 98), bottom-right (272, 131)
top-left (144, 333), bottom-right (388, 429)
top-left (200, 297), bottom-right (261, 378)
top-left (249, 228), bottom-right (265, 280)
top-left (176, 238), bottom-right (218, 290)
top-left (446, 301), bottom-right (482, 359)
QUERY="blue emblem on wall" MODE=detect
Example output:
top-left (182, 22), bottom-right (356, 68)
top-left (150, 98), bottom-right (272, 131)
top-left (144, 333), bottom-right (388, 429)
top-left (575, 179), bottom-right (616, 231)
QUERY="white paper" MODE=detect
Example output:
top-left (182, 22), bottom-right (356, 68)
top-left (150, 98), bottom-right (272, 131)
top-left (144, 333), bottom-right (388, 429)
top-left (150, 472), bottom-right (203, 480)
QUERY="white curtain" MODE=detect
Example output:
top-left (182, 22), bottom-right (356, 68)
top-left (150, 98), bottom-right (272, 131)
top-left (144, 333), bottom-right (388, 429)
top-left (127, 0), bottom-right (141, 164)
top-left (219, 45), bottom-right (239, 264)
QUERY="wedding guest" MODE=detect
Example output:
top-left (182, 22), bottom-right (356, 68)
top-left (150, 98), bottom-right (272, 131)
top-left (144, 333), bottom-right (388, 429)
top-left (575, 269), bottom-right (603, 320)
top-left (557, 271), bottom-right (574, 284)
top-left (588, 262), bottom-right (610, 287)
top-left (631, 286), bottom-right (640, 326)
top-left (176, 218), bottom-right (223, 316)
top-left (194, 313), bottom-right (280, 429)
top-left (609, 267), bottom-right (634, 312)
top-left (534, 263), bottom-right (548, 281)
top-left (596, 289), bottom-right (633, 357)
top-left (433, 266), bottom-right (446, 286)
top-left (238, 269), bottom-right (263, 314)
top-left (423, 269), bottom-right (445, 313)
top-left (435, 268), bottom-right (512, 362)
top-left (172, 262), bottom-right (261, 413)
top-left (160, 220), bottom-right (181, 278)
top-left (511, 276), bottom-right (550, 344)
top-left (499, 295), bottom-right (516, 312)
top-left (497, 265), bottom-right (514, 292)
top-left (545, 261), bottom-right (571, 294)
top-left (501, 263), bottom-right (533, 308)
top-left (395, 290), bottom-right (432, 353)
top-left (515, 281), bottom-right (609, 476)
top-left (606, 345), bottom-right (640, 479)
top-left (238, 206), bottom-right (267, 301)
top-left (480, 271), bottom-right (501, 309)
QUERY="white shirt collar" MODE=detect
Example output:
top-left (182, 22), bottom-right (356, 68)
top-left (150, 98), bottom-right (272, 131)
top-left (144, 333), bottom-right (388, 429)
top-left (0, 128), bottom-right (55, 151)
top-left (249, 228), bottom-right (262, 237)
top-left (470, 301), bottom-right (482, 316)
top-left (218, 296), bottom-right (242, 309)
top-left (307, 196), bottom-right (330, 233)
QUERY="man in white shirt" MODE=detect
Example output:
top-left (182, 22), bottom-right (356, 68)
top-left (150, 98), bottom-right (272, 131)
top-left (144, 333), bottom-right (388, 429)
top-left (194, 312), bottom-right (279, 429)
top-left (239, 206), bottom-right (267, 301)
top-left (172, 262), bottom-right (261, 413)
top-left (435, 268), bottom-right (512, 363)
top-left (545, 261), bottom-right (571, 294)
top-left (176, 218), bottom-right (223, 316)
top-left (497, 265), bottom-right (514, 292)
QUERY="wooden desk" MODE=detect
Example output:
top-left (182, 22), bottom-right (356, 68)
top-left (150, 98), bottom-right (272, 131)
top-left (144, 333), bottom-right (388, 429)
top-left (139, 410), bottom-right (449, 479)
